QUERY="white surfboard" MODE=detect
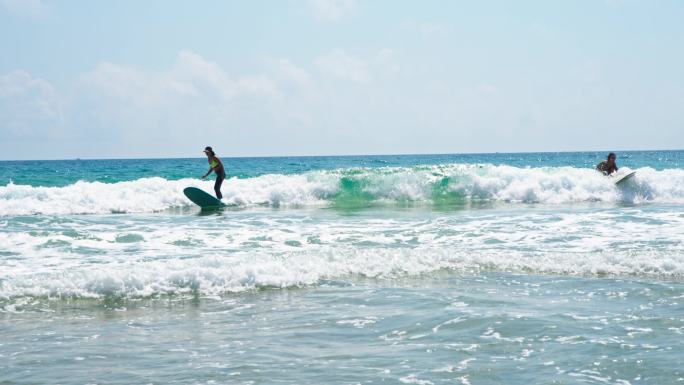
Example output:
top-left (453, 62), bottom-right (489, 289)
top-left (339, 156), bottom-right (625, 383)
top-left (614, 171), bottom-right (636, 185)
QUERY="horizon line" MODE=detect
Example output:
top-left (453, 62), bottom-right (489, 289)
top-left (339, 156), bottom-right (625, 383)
top-left (0, 148), bottom-right (682, 162)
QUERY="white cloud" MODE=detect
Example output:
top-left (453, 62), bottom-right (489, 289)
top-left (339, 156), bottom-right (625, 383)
top-left (236, 75), bottom-right (279, 97)
top-left (173, 51), bottom-right (234, 95)
top-left (314, 48), bottom-right (400, 84)
top-left (72, 50), bottom-right (286, 148)
top-left (315, 49), bottom-right (371, 83)
top-left (174, 50), bottom-right (279, 97)
top-left (80, 50), bottom-right (280, 107)
top-left (268, 58), bottom-right (312, 89)
top-left (372, 48), bottom-right (400, 77)
top-left (307, 0), bottom-right (356, 22)
top-left (0, 49), bottom-right (517, 159)
top-left (0, 70), bottom-right (62, 138)
top-left (80, 62), bottom-right (178, 104)
top-left (476, 83), bottom-right (499, 96)
top-left (1, 48), bottom-right (489, 159)
top-left (0, 0), bottom-right (48, 18)
top-left (604, 0), bottom-right (627, 6)
top-left (402, 20), bottom-right (450, 38)
top-left (65, 48), bottom-right (407, 156)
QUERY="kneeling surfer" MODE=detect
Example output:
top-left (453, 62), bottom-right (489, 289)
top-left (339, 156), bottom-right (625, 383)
top-left (201, 146), bottom-right (225, 199)
top-left (596, 152), bottom-right (618, 176)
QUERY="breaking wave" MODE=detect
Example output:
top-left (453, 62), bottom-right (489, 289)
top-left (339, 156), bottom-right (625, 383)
top-left (2, 248), bottom-right (683, 303)
top-left (1, 164), bottom-right (684, 215)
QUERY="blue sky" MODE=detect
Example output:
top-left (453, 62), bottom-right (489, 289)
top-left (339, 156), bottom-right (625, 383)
top-left (1, 0), bottom-right (683, 160)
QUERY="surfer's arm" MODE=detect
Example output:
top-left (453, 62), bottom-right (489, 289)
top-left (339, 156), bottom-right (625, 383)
top-left (201, 167), bottom-right (213, 179)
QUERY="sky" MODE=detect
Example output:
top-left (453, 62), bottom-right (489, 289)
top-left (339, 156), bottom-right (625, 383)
top-left (0, 0), bottom-right (683, 160)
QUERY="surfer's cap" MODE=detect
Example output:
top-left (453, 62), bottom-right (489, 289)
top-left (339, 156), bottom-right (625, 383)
top-left (203, 146), bottom-right (213, 154)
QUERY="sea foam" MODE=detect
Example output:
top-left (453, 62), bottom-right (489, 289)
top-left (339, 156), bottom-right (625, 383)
top-left (2, 248), bottom-right (683, 301)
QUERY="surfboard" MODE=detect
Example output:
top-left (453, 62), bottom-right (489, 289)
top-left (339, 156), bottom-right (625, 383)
top-left (183, 187), bottom-right (225, 209)
top-left (614, 171), bottom-right (636, 185)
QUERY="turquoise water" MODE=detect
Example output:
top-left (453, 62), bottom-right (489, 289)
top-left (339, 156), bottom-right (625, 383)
top-left (1, 151), bottom-right (684, 384)
top-left (2, 150), bottom-right (682, 187)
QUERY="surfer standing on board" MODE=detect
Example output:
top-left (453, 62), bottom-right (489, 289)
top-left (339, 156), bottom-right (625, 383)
top-left (596, 152), bottom-right (618, 175)
top-left (201, 146), bottom-right (225, 199)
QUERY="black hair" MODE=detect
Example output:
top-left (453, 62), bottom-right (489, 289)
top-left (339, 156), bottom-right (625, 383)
top-left (205, 146), bottom-right (215, 157)
top-left (607, 152), bottom-right (616, 160)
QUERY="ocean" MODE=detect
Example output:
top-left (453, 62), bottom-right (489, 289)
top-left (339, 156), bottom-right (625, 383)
top-left (1, 151), bottom-right (683, 384)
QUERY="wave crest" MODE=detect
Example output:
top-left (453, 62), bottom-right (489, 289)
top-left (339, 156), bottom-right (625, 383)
top-left (1, 165), bottom-right (683, 215)
top-left (2, 248), bottom-right (683, 303)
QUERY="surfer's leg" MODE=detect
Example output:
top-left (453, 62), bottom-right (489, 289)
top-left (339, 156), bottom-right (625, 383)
top-left (214, 174), bottom-right (224, 199)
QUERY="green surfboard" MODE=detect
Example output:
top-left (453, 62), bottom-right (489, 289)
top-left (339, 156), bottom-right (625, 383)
top-left (183, 187), bottom-right (225, 209)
